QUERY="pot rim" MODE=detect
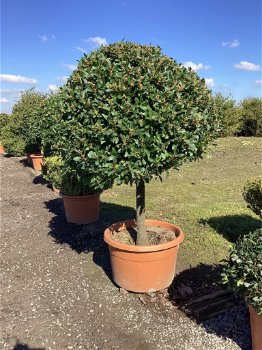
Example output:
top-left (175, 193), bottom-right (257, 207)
top-left (61, 192), bottom-right (101, 199)
top-left (104, 219), bottom-right (184, 252)
top-left (30, 153), bottom-right (43, 158)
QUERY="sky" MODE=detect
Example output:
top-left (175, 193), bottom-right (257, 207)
top-left (1, 0), bottom-right (261, 113)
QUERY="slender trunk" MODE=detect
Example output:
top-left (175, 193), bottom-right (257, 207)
top-left (136, 179), bottom-right (148, 245)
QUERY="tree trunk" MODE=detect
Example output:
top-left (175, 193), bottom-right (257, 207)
top-left (136, 179), bottom-right (148, 245)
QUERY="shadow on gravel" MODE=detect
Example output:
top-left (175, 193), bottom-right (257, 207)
top-left (44, 198), bottom-right (135, 281)
top-left (13, 342), bottom-right (45, 350)
top-left (168, 263), bottom-right (251, 350)
top-left (32, 174), bottom-right (49, 186)
top-left (200, 214), bottom-right (261, 242)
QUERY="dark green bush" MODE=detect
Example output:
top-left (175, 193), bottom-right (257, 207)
top-left (56, 41), bottom-right (220, 244)
top-left (222, 228), bottom-right (262, 314)
top-left (243, 178), bottom-right (262, 219)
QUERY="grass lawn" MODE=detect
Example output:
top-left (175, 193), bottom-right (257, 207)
top-left (101, 137), bottom-right (261, 269)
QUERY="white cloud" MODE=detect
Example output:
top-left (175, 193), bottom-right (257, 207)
top-left (56, 76), bottom-right (69, 83)
top-left (63, 63), bottom-right (77, 71)
top-left (0, 74), bottom-right (37, 84)
top-left (205, 78), bottom-right (215, 88)
top-left (222, 39), bottom-right (240, 48)
top-left (76, 46), bottom-right (87, 53)
top-left (254, 80), bottom-right (262, 85)
top-left (51, 34), bottom-right (55, 39)
top-left (0, 98), bottom-right (8, 104)
top-left (183, 61), bottom-right (210, 71)
top-left (38, 34), bottom-right (48, 42)
top-left (234, 61), bottom-right (261, 71)
top-left (82, 36), bottom-right (107, 48)
top-left (47, 84), bottom-right (59, 92)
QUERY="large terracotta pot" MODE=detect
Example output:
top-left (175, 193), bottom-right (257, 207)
top-left (62, 193), bottom-right (101, 224)
top-left (0, 144), bottom-right (5, 154)
top-left (30, 154), bottom-right (43, 171)
top-left (249, 304), bottom-right (262, 350)
top-left (104, 219), bottom-right (184, 293)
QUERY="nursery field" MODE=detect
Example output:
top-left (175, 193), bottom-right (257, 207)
top-left (1, 136), bottom-right (261, 350)
top-left (102, 136), bottom-right (262, 269)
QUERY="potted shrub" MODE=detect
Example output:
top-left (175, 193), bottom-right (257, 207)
top-left (57, 42), bottom-right (220, 291)
top-left (59, 157), bottom-right (113, 224)
top-left (42, 155), bottom-right (63, 193)
top-left (222, 229), bottom-right (262, 350)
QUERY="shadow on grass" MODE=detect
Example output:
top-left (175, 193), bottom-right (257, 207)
top-left (200, 214), bottom-right (261, 242)
top-left (44, 198), bottom-right (135, 281)
top-left (168, 263), bottom-right (251, 350)
top-left (13, 342), bottom-right (45, 350)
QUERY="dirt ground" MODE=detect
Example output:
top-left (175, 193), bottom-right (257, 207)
top-left (0, 155), bottom-right (251, 350)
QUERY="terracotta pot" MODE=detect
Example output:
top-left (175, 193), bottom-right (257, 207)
top-left (104, 219), bottom-right (184, 293)
top-left (249, 304), bottom-right (262, 350)
top-left (52, 186), bottom-right (61, 194)
top-left (62, 193), bottom-right (101, 224)
top-left (0, 144), bottom-right (5, 154)
top-left (30, 154), bottom-right (43, 171)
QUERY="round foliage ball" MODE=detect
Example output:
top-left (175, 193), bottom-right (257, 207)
top-left (59, 42), bottom-right (220, 186)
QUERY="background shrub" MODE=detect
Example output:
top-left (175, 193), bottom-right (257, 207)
top-left (243, 177), bottom-right (262, 219)
top-left (239, 97), bottom-right (262, 137)
top-left (212, 93), bottom-right (242, 137)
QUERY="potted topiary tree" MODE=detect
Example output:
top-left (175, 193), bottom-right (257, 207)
top-left (1, 89), bottom-right (46, 170)
top-left (57, 42), bottom-right (220, 291)
top-left (222, 229), bottom-right (262, 350)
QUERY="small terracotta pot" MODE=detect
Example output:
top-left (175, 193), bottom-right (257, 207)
top-left (62, 193), bottom-right (101, 224)
top-left (30, 154), bottom-right (43, 171)
top-left (52, 186), bottom-right (61, 194)
top-left (0, 144), bottom-right (5, 154)
top-left (249, 304), bottom-right (262, 350)
top-left (104, 219), bottom-right (184, 293)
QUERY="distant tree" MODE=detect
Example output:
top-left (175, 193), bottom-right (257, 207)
top-left (212, 93), bottom-right (242, 137)
top-left (239, 97), bottom-right (262, 136)
top-left (1, 88), bottom-right (46, 155)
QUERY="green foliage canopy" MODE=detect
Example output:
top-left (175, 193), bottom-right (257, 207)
top-left (1, 89), bottom-right (46, 155)
top-left (56, 42), bottom-right (221, 188)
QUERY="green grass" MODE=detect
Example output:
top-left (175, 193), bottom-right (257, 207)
top-left (101, 137), bottom-right (262, 269)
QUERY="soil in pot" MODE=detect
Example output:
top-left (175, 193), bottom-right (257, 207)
top-left (104, 219), bottom-right (184, 293)
top-left (111, 225), bottom-right (177, 245)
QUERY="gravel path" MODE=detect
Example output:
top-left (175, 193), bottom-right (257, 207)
top-left (0, 155), bottom-right (251, 350)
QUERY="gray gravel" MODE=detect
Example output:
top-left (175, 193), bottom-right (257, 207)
top-left (0, 155), bottom-right (251, 350)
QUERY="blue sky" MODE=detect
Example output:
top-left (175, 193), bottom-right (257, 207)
top-left (1, 0), bottom-right (261, 113)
